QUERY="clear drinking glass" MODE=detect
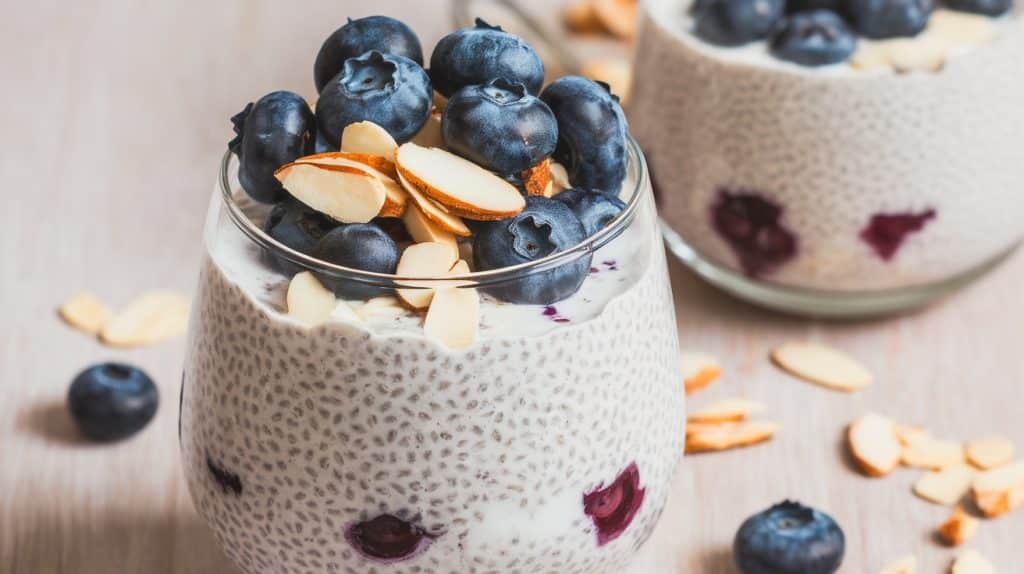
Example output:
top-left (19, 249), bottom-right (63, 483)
top-left (179, 139), bottom-right (684, 574)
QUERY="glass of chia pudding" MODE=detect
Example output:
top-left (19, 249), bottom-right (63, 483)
top-left (631, 0), bottom-right (1024, 316)
top-left (180, 15), bottom-right (683, 574)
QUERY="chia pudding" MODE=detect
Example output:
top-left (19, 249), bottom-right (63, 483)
top-left (181, 15), bottom-right (683, 574)
top-left (631, 0), bottom-right (1024, 311)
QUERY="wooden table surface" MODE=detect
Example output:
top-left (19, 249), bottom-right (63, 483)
top-left (2, 1), bottom-right (1022, 573)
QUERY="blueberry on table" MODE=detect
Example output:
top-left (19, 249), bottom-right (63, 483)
top-left (553, 188), bottom-right (627, 237)
top-left (843, 0), bottom-right (934, 39)
top-left (442, 79), bottom-right (558, 175)
top-left (263, 199), bottom-right (338, 274)
top-left (313, 223), bottom-right (399, 299)
top-left (229, 91), bottom-right (315, 203)
top-left (67, 363), bottom-right (159, 442)
top-left (692, 0), bottom-right (786, 46)
top-left (540, 76), bottom-right (628, 195)
top-left (771, 11), bottom-right (857, 67)
top-left (945, 0), bottom-right (1013, 16)
top-left (734, 501), bottom-right (845, 574)
top-left (473, 196), bottom-right (590, 304)
top-left (316, 51), bottom-right (432, 147)
top-left (314, 15), bottom-right (424, 93)
top-left (429, 18), bottom-right (545, 97)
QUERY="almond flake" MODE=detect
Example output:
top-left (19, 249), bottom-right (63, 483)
top-left (971, 460), bottom-right (1024, 517)
top-left (895, 424), bottom-right (931, 447)
top-left (424, 284), bottom-right (480, 350)
top-left (275, 162), bottom-right (385, 223)
top-left (295, 152), bottom-right (407, 217)
top-left (549, 161), bottom-right (572, 196)
top-left (356, 297), bottom-right (405, 322)
top-left (772, 342), bottom-right (873, 392)
top-left (100, 291), bottom-right (190, 347)
top-left (396, 242), bottom-right (459, 310)
top-left (397, 169), bottom-right (472, 236)
top-left (581, 58), bottom-right (632, 104)
top-left (938, 506), bottom-right (979, 547)
top-left (680, 351), bottom-right (721, 395)
top-left (329, 299), bottom-right (362, 324)
top-left (685, 421), bottom-right (780, 454)
top-left (688, 398), bottom-right (766, 424)
top-left (879, 554), bottom-right (918, 574)
top-left (951, 549), bottom-right (995, 574)
top-left (59, 292), bottom-right (113, 335)
top-left (848, 413), bottom-right (901, 477)
top-left (563, 0), bottom-right (604, 34)
top-left (522, 158), bottom-right (553, 197)
top-left (913, 464), bottom-right (976, 506)
top-left (927, 10), bottom-right (997, 47)
top-left (341, 121), bottom-right (398, 160)
top-left (902, 437), bottom-right (965, 470)
top-left (593, 0), bottom-right (637, 40)
top-left (403, 202), bottom-right (459, 252)
top-left (285, 272), bottom-right (336, 327)
top-left (966, 435), bottom-right (1015, 470)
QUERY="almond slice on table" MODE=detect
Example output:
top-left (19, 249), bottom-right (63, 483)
top-left (938, 506), bottom-right (980, 547)
top-left (902, 437), bottom-right (966, 470)
top-left (951, 549), bottom-right (995, 574)
top-left (341, 121), bottom-right (398, 160)
top-left (521, 158), bottom-right (553, 197)
top-left (396, 169), bottom-right (472, 236)
top-left (403, 202), bottom-right (459, 252)
top-left (395, 143), bottom-right (525, 220)
top-left (971, 460), bottom-right (1024, 517)
top-left (285, 272), bottom-right (336, 327)
top-left (685, 421), bottom-right (780, 454)
top-left (424, 283), bottom-right (480, 351)
top-left (848, 413), bottom-right (902, 477)
top-left (688, 398), bottom-right (766, 424)
top-left (581, 58), bottom-right (633, 104)
top-left (680, 351), bottom-right (721, 395)
top-left (593, 0), bottom-right (638, 40)
top-left (895, 424), bottom-right (931, 447)
top-left (772, 342), bottom-right (873, 392)
top-left (411, 111), bottom-right (445, 149)
top-left (294, 153), bottom-right (407, 217)
top-left (100, 291), bottom-right (190, 348)
top-left (913, 464), bottom-right (977, 506)
top-left (395, 242), bottom-right (459, 310)
top-left (274, 162), bottom-right (385, 223)
top-left (966, 435), bottom-right (1015, 470)
top-left (59, 292), bottom-right (113, 335)
top-left (563, 0), bottom-right (604, 34)
top-left (879, 554), bottom-right (918, 574)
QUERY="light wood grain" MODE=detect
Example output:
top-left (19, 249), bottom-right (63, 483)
top-left (2, 1), bottom-right (1022, 573)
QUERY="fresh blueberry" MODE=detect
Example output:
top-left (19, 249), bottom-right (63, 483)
top-left (229, 91), bottom-right (315, 203)
top-left (844, 0), bottom-right (934, 39)
top-left (314, 16), bottom-right (424, 93)
top-left (429, 18), bottom-right (545, 97)
top-left (583, 463), bottom-right (646, 547)
top-left (473, 196), bottom-right (590, 304)
top-left (67, 363), bottom-right (159, 442)
top-left (787, 0), bottom-right (843, 12)
top-left (540, 76), bottom-right (628, 195)
top-left (345, 515), bottom-right (438, 563)
top-left (263, 199), bottom-right (337, 274)
top-left (945, 0), bottom-right (1012, 15)
top-left (553, 188), bottom-right (626, 237)
top-left (317, 51), bottom-right (432, 147)
top-left (313, 223), bottom-right (399, 299)
top-left (442, 79), bottom-right (558, 175)
top-left (712, 190), bottom-right (798, 278)
top-left (692, 0), bottom-right (786, 46)
top-left (312, 128), bottom-right (337, 154)
top-left (734, 501), bottom-right (845, 574)
top-left (771, 11), bottom-right (857, 67)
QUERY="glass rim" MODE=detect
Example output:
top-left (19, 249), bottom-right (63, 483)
top-left (218, 137), bottom-right (650, 289)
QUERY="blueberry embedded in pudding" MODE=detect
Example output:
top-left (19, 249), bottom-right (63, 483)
top-left (711, 190), bottom-right (798, 278)
top-left (442, 79), bottom-right (558, 175)
top-left (844, 0), bottom-right (935, 39)
top-left (429, 18), bottom-right (545, 97)
top-left (229, 91), bottom-right (315, 203)
top-left (553, 188), bottom-right (627, 237)
top-left (314, 15), bottom-right (424, 93)
top-left (206, 455), bottom-right (243, 496)
top-left (316, 51), bottom-right (432, 147)
top-left (945, 0), bottom-right (1013, 15)
top-left (733, 501), bottom-right (845, 574)
top-left (313, 223), bottom-right (399, 299)
top-left (692, 0), bottom-right (786, 46)
top-left (583, 463), bottom-right (646, 547)
top-left (263, 199), bottom-right (338, 274)
top-left (859, 209), bottom-right (936, 261)
top-left (345, 514), bottom-right (438, 563)
top-left (67, 363), bottom-right (159, 442)
top-left (771, 11), bottom-right (858, 67)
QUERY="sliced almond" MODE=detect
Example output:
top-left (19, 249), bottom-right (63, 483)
top-left (411, 111), bottom-right (445, 149)
top-left (356, 296), bottom-right (405, 322)
top-left (680, 351), bottom-right (721, 395)
top-left (396, 169), bottom-right (472, 236)
top-left (593, 0), bottom-right (638, 40)
top-left (886, 37), bottom-right (946, 74)
top-left (59, 292), bottom-right (113, 335)
top-left (685, 421), bottom-right (780, 454)
top-left (424, 284), bottom-right (480, 350)
top-left (396, 143), bottom-right (525, 220)
top-left (913, 464), bottom-right (977, 506)
top-left (902, 438), bottom-right (966, 470)
top-left (285, 272), bottom-right (336, 327)
top-left (966, 435), bottom-right (1015, 470)
top-left (100, 291), bottom-right (190, 347)
top-left (563, 0), bottom-right (604, 34)
top-left (275, 162), bottom-right (385, 224)
top-left (895, 424), bottom-right (931, 447)
top-left (848, 413), bottom-right (901, 477)
top-left (549, 161), bottom-right (571, 197)
top-left (850, 44), bottom-right (893, 72)
top-left (772, 342), bottom-right (873, 392)
top-left (688, 398), bottom-right (766, 424)
top-left (581, 58), bottom-right (633, 104)
top-left (972, 460), bottom-right (1024, 517)
top-left (951, 549), bottom-right (995, 574)
top-left (403, 202), bottom-right (459, 252)
top-left (395, 242), bottom-right (459, 310)
top-left (928, 10), bottom-right (997, 47)
top-left (938, 506), bottom-right (980, 547)
top-left (522, 158), bottom-right (553, 197)
top-left (879, 554), bottom-right (918, 574)
top-left (341, 121), bottom-right (398, 160)
top-left (329, 299), bottom-right (362, 324)
top-left (294, 153), bottom-right (407, 218)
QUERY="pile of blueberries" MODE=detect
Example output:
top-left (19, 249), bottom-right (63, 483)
top-left (231, 16), bottom-right (632, 305)
top-left (692, 0), bottom-right (1014, 67)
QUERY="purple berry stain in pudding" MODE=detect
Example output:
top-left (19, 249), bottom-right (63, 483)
top-left (543, 305), bottom-right (571, 323)
top-left (711, 190), bottom-right (798, 278)
top-left (860, 209), bottom-right (936, 261)
top-left (344, 514), bottom-right (439, 564)
top-left (206, 455), bottom-right (242, 495)
top-left (583, 462), bottom-right (646, 547)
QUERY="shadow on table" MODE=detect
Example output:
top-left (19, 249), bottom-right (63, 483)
top-left (15, 399), bottom-right (90, 446)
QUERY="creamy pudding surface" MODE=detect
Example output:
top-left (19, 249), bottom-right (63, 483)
top-left (632, 0), bottom-right (1024, 293)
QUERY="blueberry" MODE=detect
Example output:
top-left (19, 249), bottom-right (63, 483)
top-left (345, 515), bottom-right (438, 563)
top-left (229, 91), bottom-right (315, 203)
top-left (429, 18), bottom-right (545, 97)
top-left (473, 196), bottom-right (590, 304)
top-left (313, 223), bottom-right (399, 299)
top-left (844, 0), bottom-right (934, 39)
top-left (787, 0), bottom-right (843, 13)
top-left (263, 199), bottom-right (337, 274)
top-left (734, 501), bottom-right (845, 574)
top-left (553, 188), bottom-right (626, 237)
top-left (692, 0), bottom-right (786, 46)
top-left (316, 51), bottom-right (432, 147)
top-left (312, 128), bottom-right (337, 154)
top-left (442, 79), bottom-right (558, 175)
top-left (771, 11), bottom-right (857, 67)
top-left (540, 77), bottom-right (628, 195)
top-left (712, 190), bottom-right (798, 278)
top-left (67, 363), bottom-right (159, 442)
top-left (583, 463), bottom-right (646, 547)
top-left (314, 16), bottom-right (424, 93)
top-left (945, 0), bottom-right (1012, 15)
